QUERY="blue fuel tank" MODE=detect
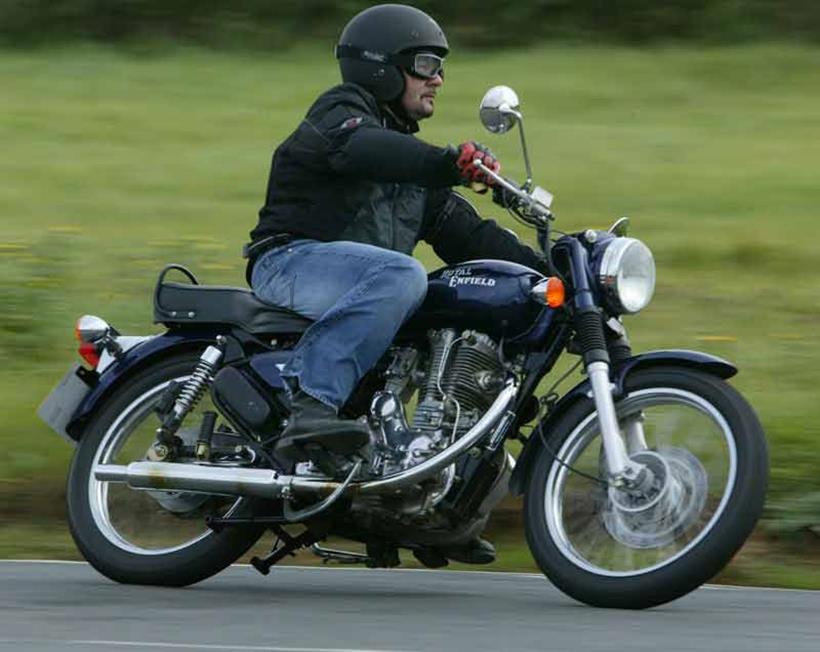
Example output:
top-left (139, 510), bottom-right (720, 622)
top-left (400, 260), bottom-right (549, 341)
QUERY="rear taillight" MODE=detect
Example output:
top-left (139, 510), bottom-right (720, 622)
top-left (78, 340), bottom-right (101, 368)
top-left (75, 315), bottom-right (112, 369)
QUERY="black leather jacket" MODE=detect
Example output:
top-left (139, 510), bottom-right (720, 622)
top-left (247, 82), bottom-right (544, 281)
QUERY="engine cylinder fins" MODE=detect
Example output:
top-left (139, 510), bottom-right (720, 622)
top-left (443, 331), bottom-right (504, 412)
top-left (422, 328), bottom-right (458, 401)
top-left (405, 328), bottom-right (505, 436)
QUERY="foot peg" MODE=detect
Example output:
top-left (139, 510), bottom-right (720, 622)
top-left (310, 544), bottom-right (370, 565)
top-left (309, 541), bottom-right (401, 568)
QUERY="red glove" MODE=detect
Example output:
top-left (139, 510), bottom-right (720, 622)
top-left (454, 141), bottom-right (501, 190)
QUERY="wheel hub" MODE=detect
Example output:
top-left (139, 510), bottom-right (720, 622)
top-left (603, 448), bottom-right (708, 549)
top-left (145, 426), bottom-right (212, 514)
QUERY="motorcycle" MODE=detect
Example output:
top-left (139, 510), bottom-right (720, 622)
top-left (39, 86), bottom-right (768, 609)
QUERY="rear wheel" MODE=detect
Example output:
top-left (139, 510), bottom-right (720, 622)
top-left (524, 366), bottom-right (768, 609)
top-left (67, 354), bottom-right (267, 586)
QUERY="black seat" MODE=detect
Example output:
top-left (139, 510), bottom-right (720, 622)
top-left (154, 282), bottom-right (312, 334)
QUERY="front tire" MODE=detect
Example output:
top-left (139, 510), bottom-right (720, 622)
top-left (524, 366), bottom-right (768, 609)
top-left (67, 354), bottom-right (267, 586)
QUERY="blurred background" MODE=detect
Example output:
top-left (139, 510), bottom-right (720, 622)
top-left (1, 1), bottom-right (818, 586)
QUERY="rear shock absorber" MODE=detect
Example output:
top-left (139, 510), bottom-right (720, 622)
top-left (152, 336), bottom-right (226, 459)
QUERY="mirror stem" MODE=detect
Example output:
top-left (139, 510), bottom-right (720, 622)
top-left (517, 117), bottom-right (533, 191)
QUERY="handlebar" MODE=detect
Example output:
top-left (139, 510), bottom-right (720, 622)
top-left (472, 159), bottom-right (553, 224)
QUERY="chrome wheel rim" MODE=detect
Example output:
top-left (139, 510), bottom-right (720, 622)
top-left (89, 377), bottom-right (241, 555)
top-left (544, 387), bottom-right (737, 577)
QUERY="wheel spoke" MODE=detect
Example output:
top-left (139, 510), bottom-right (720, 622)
top-left (89, 376), bottom-right (242, 555)
top-left (543, 387), bottom-right (738, 577)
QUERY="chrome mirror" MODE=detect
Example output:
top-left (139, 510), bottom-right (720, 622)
top-left (479, 85), bottom-right (533, 189)
top-left (479, 86), bottom-right (521, 134)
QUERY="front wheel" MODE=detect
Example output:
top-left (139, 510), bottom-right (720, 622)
top-left (524, 366), bottom-right (768, 609)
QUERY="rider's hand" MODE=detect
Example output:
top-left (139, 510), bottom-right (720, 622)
top-left (454, 141), bottom-right (501, 191)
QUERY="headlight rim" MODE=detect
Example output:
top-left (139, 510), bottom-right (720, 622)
top-left (597, 237), bottom-right (655, 315)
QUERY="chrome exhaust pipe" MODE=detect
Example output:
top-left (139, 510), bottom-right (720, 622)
top-left (94, 462), bottom-right (288, 499)
top-left (310, 380), bottom-right (517, 496)
top-left (94, 381), bottom-right (517, 499)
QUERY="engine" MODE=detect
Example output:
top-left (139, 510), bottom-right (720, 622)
top-left (369, 328), bottom-right (507, 478)
top-left (336, 328), bottom-right (514, 547)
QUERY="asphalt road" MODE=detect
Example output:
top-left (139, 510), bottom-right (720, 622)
top-left (0, 561), bottom-right (817, 652)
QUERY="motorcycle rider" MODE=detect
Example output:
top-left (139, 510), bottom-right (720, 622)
top-left (245, 5), bottom-right (544, 560)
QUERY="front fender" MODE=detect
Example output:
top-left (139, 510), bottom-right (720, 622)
top-left (65, 329), bottom-right (222, 441)
top-left (508, 349), bottom-right (736, 495)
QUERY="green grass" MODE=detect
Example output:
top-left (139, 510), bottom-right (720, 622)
top-left (1, 44), bottom-right (819, 586)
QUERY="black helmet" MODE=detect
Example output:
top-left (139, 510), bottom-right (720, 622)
top-left (335, 4), bottom-right (449, 102)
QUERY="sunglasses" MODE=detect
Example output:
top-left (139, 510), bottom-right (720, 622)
top-left (336, 45), bottom-right (445, 80)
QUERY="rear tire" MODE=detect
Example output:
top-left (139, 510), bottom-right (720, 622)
top-left (524, 366), bottom-right (768, 609)
top-left (67, 354), bottom-right (267, 586)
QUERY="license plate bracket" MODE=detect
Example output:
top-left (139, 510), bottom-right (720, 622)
top-left (37, 364), bottom-right (94, 445)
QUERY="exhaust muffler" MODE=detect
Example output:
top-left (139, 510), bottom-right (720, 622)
top-left (94, 462), bottom-right (289, 499)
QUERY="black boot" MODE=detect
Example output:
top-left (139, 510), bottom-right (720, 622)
top-left (438, 538), bottom-right (497, 565)
top-left (275, 391), bottom-right (370, 464)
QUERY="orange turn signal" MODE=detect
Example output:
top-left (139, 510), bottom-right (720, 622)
top-left (545, 277), bottom-right (565, 308)
top-left (530, 277), bottom-right (565, 308)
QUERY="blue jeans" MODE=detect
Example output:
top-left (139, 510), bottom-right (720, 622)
top-left (251, 240), bottom-right (428, 410)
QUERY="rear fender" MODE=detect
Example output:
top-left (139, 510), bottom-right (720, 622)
top-left (65, 329), bottom-right (223, 441)
top-left (508, 349), bottom-right (736, 495)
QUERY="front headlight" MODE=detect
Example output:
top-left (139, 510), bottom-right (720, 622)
top-left (598, 237), bottom-right (655, 314)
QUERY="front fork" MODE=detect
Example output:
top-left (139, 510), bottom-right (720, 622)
top-left (566, 238), bottom-right (649, 489)
top-left (587, 360), bottom-right (648, 487)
